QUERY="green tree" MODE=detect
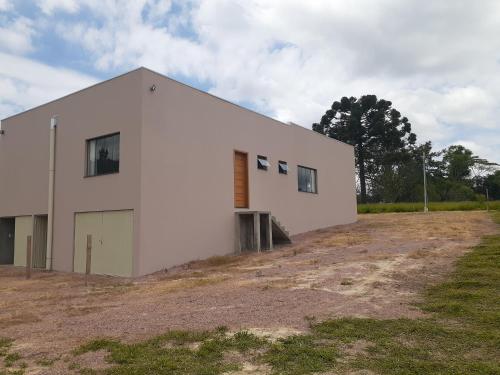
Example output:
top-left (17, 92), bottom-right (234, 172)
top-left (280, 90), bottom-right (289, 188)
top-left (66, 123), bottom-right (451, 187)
top-left (370, 141), bottom-right (446, 203)
top-left (435, 145), bottom-right (497, 201)
top-left (442, 145), bottom-right (475, 182)
top-left (481, 170), bottom-right (500, 200)
top-left (313, 95), bottom-right (416, 203)
top-left (471, 157), bottom-right (499, 192)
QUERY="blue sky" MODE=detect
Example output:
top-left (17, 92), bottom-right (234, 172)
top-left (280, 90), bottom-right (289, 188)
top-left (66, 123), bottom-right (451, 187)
top-left (0, 0), bottom-right (499, 162)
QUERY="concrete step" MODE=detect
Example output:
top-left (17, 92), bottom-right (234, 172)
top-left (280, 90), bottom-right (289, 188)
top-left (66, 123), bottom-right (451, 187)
top-left (271, 215), bottom-right (291, 245)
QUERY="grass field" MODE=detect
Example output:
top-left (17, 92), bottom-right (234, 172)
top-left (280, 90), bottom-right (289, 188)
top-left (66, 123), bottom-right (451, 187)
top-left (10, 212), bottom-right (492, 375)
top-left (358, 200), bottom-right (500, 214)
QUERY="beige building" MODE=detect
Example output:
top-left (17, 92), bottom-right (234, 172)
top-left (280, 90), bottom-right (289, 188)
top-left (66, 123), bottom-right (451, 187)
top-left (0, 68), bottom-right (357, 277)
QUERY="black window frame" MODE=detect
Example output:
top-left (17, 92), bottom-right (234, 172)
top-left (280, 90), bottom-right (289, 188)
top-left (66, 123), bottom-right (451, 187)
top-left (278, 160), bottom-right (288, 174)
top-left (297, 165), bottom-right (318, 194)
top-left (85, 132), bottom-right (120, 177)
top-left (257, 155), bottom-right (269, 171)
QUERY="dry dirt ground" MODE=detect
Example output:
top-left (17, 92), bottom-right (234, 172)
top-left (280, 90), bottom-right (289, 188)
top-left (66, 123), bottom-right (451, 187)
top-left (0, 211), bottom-right (497, 374)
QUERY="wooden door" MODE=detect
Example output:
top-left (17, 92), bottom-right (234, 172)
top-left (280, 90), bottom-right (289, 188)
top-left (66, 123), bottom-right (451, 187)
top-left (234, 151), bottom-right (249, 208)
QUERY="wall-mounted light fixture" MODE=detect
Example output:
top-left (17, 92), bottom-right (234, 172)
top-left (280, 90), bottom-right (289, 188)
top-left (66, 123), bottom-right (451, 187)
top-left (150, 84), bottom-right (157, 92)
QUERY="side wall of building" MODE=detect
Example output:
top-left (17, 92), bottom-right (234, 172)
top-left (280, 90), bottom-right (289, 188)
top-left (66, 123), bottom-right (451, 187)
top-left (0, 71), bottom-right (143, 275)
top-left (137, 69), bottom-right (357, 276)
top-left (0, 108), bottom-right (50, 217)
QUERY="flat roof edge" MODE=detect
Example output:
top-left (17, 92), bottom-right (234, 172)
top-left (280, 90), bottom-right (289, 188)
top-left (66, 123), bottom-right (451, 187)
top-left (142, 67), bottom-right (354, 149)
top-left (0, 67), bottom-right (144, 122)
top-left (1, 66), bottom-right (353, 150)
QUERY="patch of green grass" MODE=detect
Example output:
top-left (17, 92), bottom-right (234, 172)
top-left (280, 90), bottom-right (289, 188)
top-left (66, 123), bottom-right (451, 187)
top-left (0, 338), bottom-right (12, 357)
top-left (4, 353), bottom-right (21, 367)
top-left (230, 331), bottom-right (268, 353)
top-left (0, 340), bottom-right (24, 375)
top-left (73, 213), bottom-right (500, 374)
top-left (422, 233), bottom-right (500, 328)
top-left (358, 200), bottom-right (500, 213)
top-left (311, 317), bottom-right (499, 374)
top-left (264, 335), bottom-right (338, 374)
top-left (73, 329), bottom-right (271, 375)
top-left (0, 370), bottom-right (25, 375)
top-left (73, 339), bottom-right (121, 356)
top-left (35, 356), bottom-right (59, 367)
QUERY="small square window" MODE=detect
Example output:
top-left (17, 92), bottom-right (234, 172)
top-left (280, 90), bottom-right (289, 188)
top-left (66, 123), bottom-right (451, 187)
top-left (278, 161), bottom-right (288, 174)
top-left (257, 155), bottom-right (269, 170)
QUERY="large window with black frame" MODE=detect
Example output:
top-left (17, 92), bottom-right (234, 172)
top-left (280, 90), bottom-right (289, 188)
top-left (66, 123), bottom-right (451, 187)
top-left (297, 165), bottom-right (317, 193)
top-left (86, 133), bottom-right (120, 177)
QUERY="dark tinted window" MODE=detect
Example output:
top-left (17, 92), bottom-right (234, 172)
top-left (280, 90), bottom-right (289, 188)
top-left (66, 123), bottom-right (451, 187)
top-left (298, 166), bottom-right (317, 193)
top-left (278, 161), bottom-right (288, 174)
top-left (257, 155), bottom-right (269, 170)
top-left (86, 133), bottom-right (120, 176)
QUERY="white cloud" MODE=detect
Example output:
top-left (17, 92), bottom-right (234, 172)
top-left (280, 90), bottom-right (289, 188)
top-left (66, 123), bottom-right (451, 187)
top-left (0, 0), bottom-right (12, 12)
top-left (0, 16), bottom-right (35, 54)
top-left (453, 138), bottom-right (500, 166)
top-left (36, 0), bottom-right (80, 15)
top-left (392, 85), bottom-right (499, 153)
top-left (2, 0), bottom-right (500, 162)
top-left (0, 52), bottom-right (97, 119)
top-left (145, 0), bottom-right (173, 21)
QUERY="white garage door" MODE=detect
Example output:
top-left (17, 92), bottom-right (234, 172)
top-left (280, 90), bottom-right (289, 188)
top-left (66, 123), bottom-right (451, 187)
top-left (74, 210), bottom-right (133, 277)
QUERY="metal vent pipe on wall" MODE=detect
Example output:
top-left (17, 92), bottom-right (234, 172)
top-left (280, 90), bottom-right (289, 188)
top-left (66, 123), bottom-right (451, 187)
top-left (46, 116), bottom-right (57, 270)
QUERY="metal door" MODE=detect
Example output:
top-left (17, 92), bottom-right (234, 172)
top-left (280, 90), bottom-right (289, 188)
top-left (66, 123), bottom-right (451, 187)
top-left (74, 210), bottom-right (133, 277)
top-left (0, 218), bottom-right (15, 264)
top-left (32, 215), bottom-right (48, 268)
top-left (14, 216), bottom-right (33, 267)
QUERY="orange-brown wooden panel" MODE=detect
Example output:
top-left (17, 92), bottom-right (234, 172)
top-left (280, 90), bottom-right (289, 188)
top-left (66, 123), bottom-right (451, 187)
top-left (234, 151), bottom-right (249, 208)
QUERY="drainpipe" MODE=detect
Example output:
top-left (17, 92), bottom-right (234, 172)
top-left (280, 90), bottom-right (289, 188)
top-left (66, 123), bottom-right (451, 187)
top-left (46, 116), bottom-right (57, 270)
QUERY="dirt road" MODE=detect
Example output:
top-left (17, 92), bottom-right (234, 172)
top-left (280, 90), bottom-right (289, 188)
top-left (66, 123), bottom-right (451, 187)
top-left (0, 211), bottom-right (497, 373)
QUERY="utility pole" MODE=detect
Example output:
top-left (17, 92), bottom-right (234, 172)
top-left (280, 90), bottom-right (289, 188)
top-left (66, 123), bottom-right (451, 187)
top-left (486, 188), bottom-right (489, 212)
top-left (423, 150), bottom-right (428, 213)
